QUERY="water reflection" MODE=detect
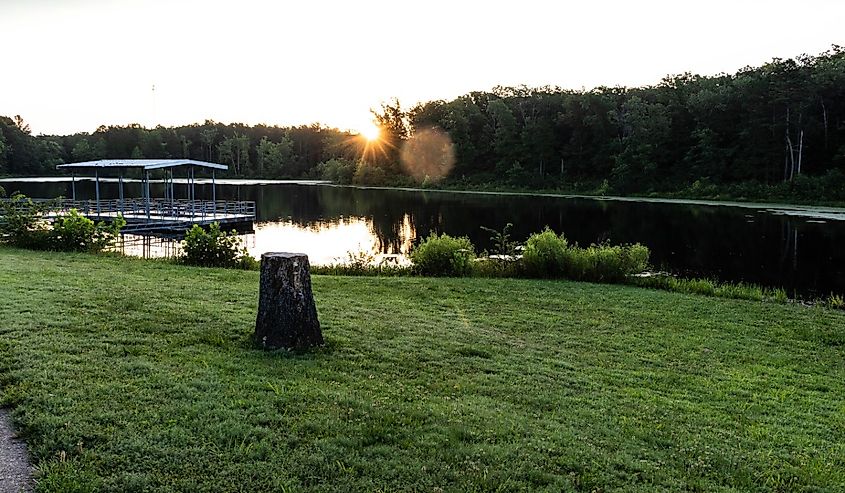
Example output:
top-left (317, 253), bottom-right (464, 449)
top-left (4, 179), bottom-right (845, 297)
top-left (249, 215), bottom-right (414, 265)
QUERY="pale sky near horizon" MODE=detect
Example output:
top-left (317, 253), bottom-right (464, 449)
top-left (1, 0), bottom-right (843, 136)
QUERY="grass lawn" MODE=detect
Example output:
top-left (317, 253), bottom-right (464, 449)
top-left (1, 247), bottom-right (844, 492)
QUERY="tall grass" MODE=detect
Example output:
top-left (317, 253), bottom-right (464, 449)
top-left (521, 228), bottom-right (650, 282)
top-left (631, 275), bottom-right (794, 304)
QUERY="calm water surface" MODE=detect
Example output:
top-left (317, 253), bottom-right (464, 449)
top-left (5, 179), bottom-right (845, 297)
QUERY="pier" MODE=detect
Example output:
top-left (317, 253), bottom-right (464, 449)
top-left (53, 159), bottom-right (256, 234)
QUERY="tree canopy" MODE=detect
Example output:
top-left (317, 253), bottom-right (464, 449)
top-left (2, 46), bottom-right (844, 202)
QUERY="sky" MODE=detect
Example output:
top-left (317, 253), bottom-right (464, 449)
top-left (1, 0), bottom-right (844, 136)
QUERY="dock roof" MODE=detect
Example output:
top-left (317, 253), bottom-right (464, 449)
top-left (57, 159), bottom-right (228, 171)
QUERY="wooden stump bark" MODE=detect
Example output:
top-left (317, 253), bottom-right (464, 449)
top-left (255, 252), bottom-right (323, 350)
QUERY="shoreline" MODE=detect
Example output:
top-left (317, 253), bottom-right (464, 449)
top-left (4, 177), bottom-right (845, 220)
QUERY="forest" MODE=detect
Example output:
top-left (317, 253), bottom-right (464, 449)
top-left (2, 46), bottom-right (844, 203)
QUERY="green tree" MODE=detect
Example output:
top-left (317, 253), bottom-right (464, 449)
top-left (199, 125), bottom-right (218, 162)
top-left (140, 129), bottom-right (168, 158)
top-left (218, 133), bottom-right (250, 175)
top-left (371, 99), bottom-right (409, 175)
top-left (71, 138), bottom-right (106, 162)
top-left (130, 146), bottom-right (144, 159)
top-left (487, 99), bottom-right (520, 173)
top-left (256, 135), bottom-right (294, 177)
top-left (0, 132), bottom-right (8, 173)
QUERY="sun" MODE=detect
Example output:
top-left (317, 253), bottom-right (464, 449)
top-left (359, 122), bottom-right (380, 142)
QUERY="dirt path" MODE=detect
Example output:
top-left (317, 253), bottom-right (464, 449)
top-left (0, 409), bottom-right (32, 493)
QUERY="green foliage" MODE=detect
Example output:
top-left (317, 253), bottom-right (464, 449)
top-left (1, 193), bottom-right (124, 252)
top-left (511, 228), bottom-right (651, 282)
top-left (575, 242), bottom-right (651, 283)
top-left (823, 293), bottom-right (845, 310)
top-left (352, 162), bottom-right (390, 186)
top-left (71, 138), bottom-right (105, 162)
top-left (767, 287), bottom-right (790, 304)
top-left (217, 133), bottom-right (251, 176)
top-left (4, 47), bottom-right (845, 202)
top-left (475, 223), bottom-right (522, 277)
top-left (521, 228), bottom-right (568, 278)
top-left (479, 223), bottom-right (519, 257)
top-left (633, 275), bottom-right (773, 303)
top-left (256, 135), bottom-right (295, 178)
top-left (0, 193), bottom-right (52, 248)
top-left (315, 158), bottom-right (356, 184)
top-left (0, 193), bottom-right (57, 249)
top-left (410, 232), bottom-right (475, 276)
top-left (49, 210), bottom-right (125, 253)
top-left (35, 460), bottom-right (102, 493)
top-left (180, 222), bottom-right (257, 269)
top-left (470, 257), bottom-right (521, 278)
top-left (0, 134), bottom-right (8, 173)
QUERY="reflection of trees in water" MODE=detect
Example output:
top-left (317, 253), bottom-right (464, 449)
top-left (6, 180), bottom-right (845, 296)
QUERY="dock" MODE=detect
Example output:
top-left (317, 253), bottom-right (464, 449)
top-left (48, 158), bottom-right (257, 235)
top-left (48, 197), bottom-right (256, 234)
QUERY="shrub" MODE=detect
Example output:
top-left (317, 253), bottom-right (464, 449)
top-left (0, 192), bottom-right (55, 248)
top-left (410, 232), bottom-right (475, 276)
top-left (1, 193), bottom-right (124, 252)
top-left (625, 244), bottom-right (651, 273)
top-left (180, 223), bottom-right (257, 269)
top-left (49, 210), bottom-right (126, 253)
top-left (588, 245), bottom-right (626, 282)
top-left (521, 228), bottom-right (568, 278)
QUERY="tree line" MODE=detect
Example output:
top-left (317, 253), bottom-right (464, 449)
top-left (2, 46), bottom-right (844, 201)
top-left (0, 117), bottom-right (365, 179)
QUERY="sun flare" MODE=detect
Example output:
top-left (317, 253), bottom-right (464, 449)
top-left (359, 123), bottom-right (380, 141)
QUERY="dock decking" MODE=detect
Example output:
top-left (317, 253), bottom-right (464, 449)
top-left (2, 197), bottom-right (256, 235)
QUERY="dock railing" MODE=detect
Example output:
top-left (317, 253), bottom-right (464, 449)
top-left (1, 198), bottom-right (256, 225)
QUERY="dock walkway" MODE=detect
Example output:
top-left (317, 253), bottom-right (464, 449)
top-left (1, 197), bottom-right (256, 235)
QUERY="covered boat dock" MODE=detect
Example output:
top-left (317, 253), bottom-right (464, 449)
top-left (55, 159), bottom-right (255, 233)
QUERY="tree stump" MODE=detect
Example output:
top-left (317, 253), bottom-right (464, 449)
top-left (255, 252), bottom-right (323, 350)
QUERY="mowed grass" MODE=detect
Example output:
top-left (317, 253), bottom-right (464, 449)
top-left (0, 248), bottom-right (844, 492)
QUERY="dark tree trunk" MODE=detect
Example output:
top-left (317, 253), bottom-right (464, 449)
top-left (255, 252), bottom-right (323, 350)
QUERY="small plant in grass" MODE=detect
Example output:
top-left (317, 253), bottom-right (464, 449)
top-left (715, 281), bottom-right (763, 301)
top-left (765, 287), bottom-right (790, 304)
top-left (633, 275), bottom-right (782, 303)
top-left (476, 223), bottom-right (522, 277)
top-left (180, 222), bottom-right (257, 269)
top-left (825, 293), bottom-right (845, 310)
top-left (480, 223), bottom-right (520, 258)
top-left (410, 232), bottom-right (475, 276)
top-left (312, 250), bottom-right (413, 276)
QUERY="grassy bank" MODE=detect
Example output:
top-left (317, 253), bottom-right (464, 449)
top-left (1, 248), bottom-right (844, 491)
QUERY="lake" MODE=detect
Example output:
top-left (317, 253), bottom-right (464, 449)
top-left (3, 178), bottom-right (845, 297)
